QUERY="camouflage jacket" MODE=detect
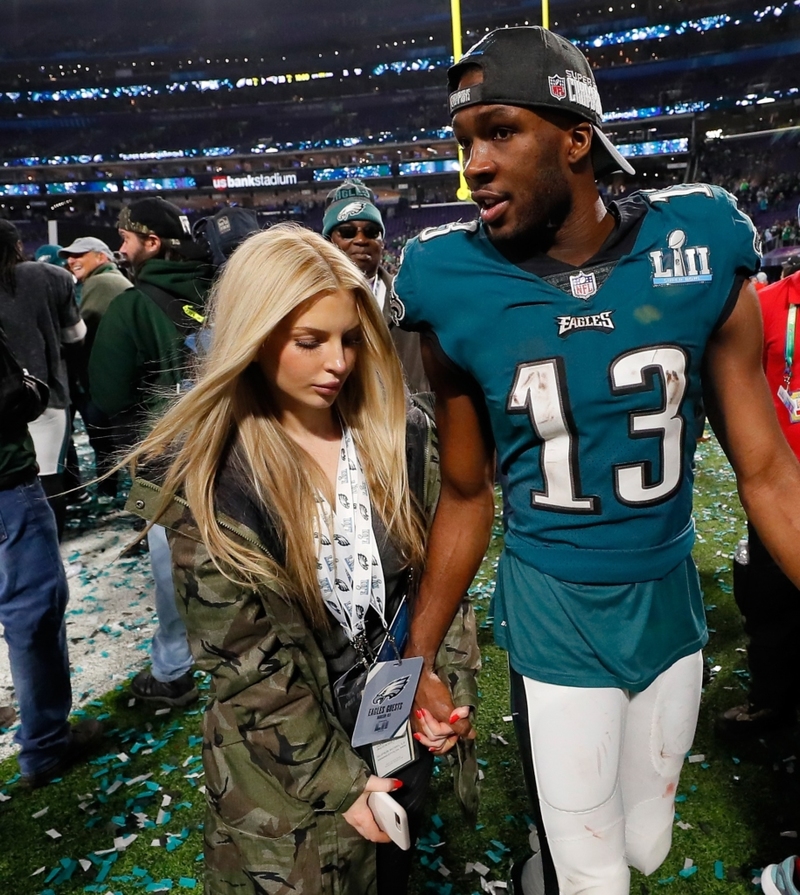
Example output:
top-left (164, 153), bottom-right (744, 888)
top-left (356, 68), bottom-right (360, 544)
top-left (127, 403), bottom-right (480, 895)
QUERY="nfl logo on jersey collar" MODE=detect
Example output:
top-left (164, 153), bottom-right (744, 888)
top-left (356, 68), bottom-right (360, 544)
top-left (569, 271), bottom-right (598, 300)
top-left (650, 229), bottom-right (713, 287)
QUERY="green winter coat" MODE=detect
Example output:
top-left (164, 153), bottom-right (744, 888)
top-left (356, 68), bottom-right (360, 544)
top-left (88, 257), bottom-right (214, 430)
top-left (127, 404), bottom-right (480, 895)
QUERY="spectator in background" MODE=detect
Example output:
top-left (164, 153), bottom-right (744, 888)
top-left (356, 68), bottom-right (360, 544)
top-left (718, 254), bottom-right (800, 741)
top-left (59, 238), bottom-right (129, 352)
top-left (59, 237), bottom-right (131, 496)
top-left (0, 222), bottom-right (85, 539)
top-left (323, 180), bottom-right (428, 394)
top-left (0, 319), bottom-right (104, 789)
top-left (34, 244), bottom-right (68, 268)
top-left (89, 198), bottom-right (214, 708)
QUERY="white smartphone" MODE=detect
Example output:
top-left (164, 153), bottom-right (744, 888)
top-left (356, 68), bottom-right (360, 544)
top-left (367, 790), bottom-right (411, 851)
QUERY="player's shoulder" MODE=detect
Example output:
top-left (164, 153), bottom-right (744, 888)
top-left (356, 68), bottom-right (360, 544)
top-left (637, 182), bottom-right (746, 220)
top-left (402, 218), bottom-right (481, 261)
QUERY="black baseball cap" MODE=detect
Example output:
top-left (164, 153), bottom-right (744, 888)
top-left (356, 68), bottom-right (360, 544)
top-left (117, 197), bottom-right (194, 248)
top-left (448, 26), bottom-right (635, 178)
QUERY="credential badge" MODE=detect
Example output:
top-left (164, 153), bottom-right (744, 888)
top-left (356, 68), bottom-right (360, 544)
top-left (569, 271), bottom-right (597, 300)
top-left (548, 74), bottom-right (567, 101)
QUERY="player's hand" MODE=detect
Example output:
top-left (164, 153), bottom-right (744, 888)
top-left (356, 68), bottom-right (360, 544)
top-left (342, 775), bottom-right (401, 843)
top-left (411, 669), bottom-right (475, 754)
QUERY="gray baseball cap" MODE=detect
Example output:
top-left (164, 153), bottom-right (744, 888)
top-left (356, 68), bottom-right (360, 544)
top-left (58, 237), bottom-right (115, 258)
top-left (448, 26), bottom-right (635, 178)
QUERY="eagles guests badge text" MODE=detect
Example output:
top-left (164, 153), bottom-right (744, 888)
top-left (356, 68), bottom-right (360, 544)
top-left (351, 656), bottom-right (423, 748)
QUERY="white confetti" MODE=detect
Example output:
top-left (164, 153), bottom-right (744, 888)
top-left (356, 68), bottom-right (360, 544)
top-left (45, 829), bottom-right (61, 839)
top-left (114, 833), bottom-right (138, 851)
top-left (32, 806), bottom-right (48, 818)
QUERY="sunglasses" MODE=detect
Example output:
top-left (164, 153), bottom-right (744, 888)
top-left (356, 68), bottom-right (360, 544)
top-left (335, 222), bottom-right (383, 240)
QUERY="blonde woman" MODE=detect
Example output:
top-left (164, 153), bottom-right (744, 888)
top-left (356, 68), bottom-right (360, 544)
top-left (124, 224), bottom-right (478, 895)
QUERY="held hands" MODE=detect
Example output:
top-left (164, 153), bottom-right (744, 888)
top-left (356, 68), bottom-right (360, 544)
top-left (342, 775), bottom-right (403, 843)
top-left (411, 668), bottom-right (475, 755)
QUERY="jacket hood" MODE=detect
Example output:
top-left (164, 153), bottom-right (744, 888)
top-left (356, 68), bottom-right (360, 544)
top-left (136, 257), bottom-right (214, 309)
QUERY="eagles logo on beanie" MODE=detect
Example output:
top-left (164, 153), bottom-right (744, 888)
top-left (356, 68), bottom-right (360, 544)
top-left (322, 180), bottom-right (384, 238)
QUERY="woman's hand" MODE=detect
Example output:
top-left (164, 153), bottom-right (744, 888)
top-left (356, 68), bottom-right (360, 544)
top-left (412, 705), bottom-right (473, 755)
top-left (342, 775), bottom-right (402, 842)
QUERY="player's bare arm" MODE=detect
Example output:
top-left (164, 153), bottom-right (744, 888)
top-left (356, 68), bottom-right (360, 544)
top-left (406, 333), bottom-right (496, 751)
top-left (703, 278), bottom-right (800, 585)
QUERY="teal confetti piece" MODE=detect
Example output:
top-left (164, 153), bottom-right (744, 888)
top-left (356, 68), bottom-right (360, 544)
top-left (431, 814), bottom-right (443, 829)
top-left (715, 861), bottom-right (725, 880)
top-left (179, 880), bottom-right (198, 890)
top-left (678, 866), bottom-right (697, 879)
top-left (657, 876), bottom-right (675, 885)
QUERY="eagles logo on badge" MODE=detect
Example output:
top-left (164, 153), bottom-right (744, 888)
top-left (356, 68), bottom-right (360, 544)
top-left (372, 676), bottom-right (410, 705)
top-left (569, 271), bottom-right (597, 300)
top-left (548, 74), bottom-right (567, 100)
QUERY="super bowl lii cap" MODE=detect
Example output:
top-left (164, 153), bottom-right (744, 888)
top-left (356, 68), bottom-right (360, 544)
top-left (117, 197), bottom-right (193, 248)
top-left (448, 26), bottom-right (635, 178)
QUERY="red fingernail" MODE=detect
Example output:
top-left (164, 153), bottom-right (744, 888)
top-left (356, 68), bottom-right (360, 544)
top-left (392, 780), bottom-right (404, 790)
top-left (413, 732), bottom-right (422, 741)
top-left (449, 711), bottom-right (460, 724)
top-left (429, 747), bottom-right (436, 753)
top-left (415, 709), bottom-right (424, 720)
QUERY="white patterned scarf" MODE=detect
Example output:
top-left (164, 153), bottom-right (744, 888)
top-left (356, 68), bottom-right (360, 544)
top-left (314, 427), bottom-right (387, 647)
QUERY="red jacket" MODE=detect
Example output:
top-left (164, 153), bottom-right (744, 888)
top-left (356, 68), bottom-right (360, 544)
top-left (759, 271), bottom-right (800, 456)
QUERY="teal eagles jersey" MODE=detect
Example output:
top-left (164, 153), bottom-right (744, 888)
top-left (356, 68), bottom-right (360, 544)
top-left (393, 184), bottom-right (760, 586)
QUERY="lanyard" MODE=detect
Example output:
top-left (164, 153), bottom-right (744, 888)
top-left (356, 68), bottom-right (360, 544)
top-left (785, 304), bottom-right (799, 388)
top-left (315, 428), bottom-right (387, 664)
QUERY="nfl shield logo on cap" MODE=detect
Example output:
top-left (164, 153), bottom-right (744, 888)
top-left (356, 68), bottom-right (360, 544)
top-left (569, 271), bottom-right (597, 300)
top-left (548, 74), bottom-right (567, 100)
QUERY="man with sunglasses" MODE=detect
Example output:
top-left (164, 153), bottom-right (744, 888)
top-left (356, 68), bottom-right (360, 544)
top-left (323, 180), bottom-right (427, 393)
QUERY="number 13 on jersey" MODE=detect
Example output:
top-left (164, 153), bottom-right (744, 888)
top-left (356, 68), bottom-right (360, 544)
top-left (507, 345), bottom-right (689, 513)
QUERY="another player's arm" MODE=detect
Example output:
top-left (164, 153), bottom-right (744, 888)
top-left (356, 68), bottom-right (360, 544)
top-left (703, 278), bottom-right (800, 584)
top-left (406, 333), bottom-right (496, 750)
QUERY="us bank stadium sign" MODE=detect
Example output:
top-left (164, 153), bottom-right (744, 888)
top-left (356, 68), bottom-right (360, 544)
top-left (210, 170), bottom-right (313, 190)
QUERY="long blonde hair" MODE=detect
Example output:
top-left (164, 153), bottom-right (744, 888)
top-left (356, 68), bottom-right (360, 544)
top-left (130, 223), bottom-right (424, 628)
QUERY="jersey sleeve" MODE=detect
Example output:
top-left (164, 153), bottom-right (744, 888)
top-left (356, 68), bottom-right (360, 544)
top-left (390, 237), bottom-right (425, 333)
top-left (712, 185), bottom-right (761, 278)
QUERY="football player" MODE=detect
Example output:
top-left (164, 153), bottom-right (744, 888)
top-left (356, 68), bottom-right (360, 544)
top-left (392, 26), bottom-right (799, 895)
